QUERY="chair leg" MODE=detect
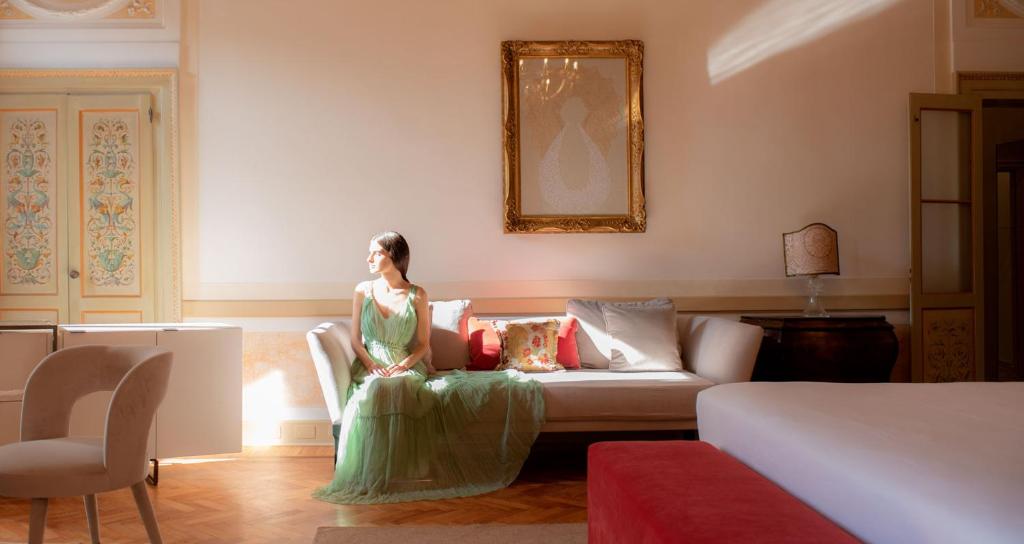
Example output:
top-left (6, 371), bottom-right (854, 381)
top-left (84, 494), bottom-right (100, 543)
top-left (28, 498), bottom-right (47, 544)
top-left (131, 481), bottom-right (163, 544)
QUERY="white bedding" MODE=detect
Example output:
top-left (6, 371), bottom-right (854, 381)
top-left (697, 382), bottom-right (1024, 544)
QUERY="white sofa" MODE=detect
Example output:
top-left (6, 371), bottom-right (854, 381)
top-left (308, 314), bottom-right (762, 440)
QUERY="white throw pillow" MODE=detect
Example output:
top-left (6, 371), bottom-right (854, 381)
top-left (601, 302), bottom-right (682, 372)
top-left (566, 299), bottom-right (609, 368)
top-left (567, 298), bottom-right (674, 369)
top-left (427, 299), bottom-right (472, 370)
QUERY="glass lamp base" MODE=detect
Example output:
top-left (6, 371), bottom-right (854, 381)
top-left (802, 275), bottom-right (829, 317)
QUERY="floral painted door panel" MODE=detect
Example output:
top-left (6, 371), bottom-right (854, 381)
top-left (1, 93), bottom-right (65, 324)
top-left (68, 94), bottom-right (154, 324)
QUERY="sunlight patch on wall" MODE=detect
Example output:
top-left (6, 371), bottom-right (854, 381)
top-left (707, 0), bottom-right (899, 85)
top-left (243, 370), bottom-right (287, 446)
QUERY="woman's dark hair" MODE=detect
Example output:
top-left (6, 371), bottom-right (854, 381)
top-left (371, 231), bottom-right (410, 282)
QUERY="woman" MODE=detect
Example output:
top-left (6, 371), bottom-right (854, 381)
top-left (313, 231), bottom-right (545, 504)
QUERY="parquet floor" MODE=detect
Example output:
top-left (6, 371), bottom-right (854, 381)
top-left (0, 442), bottom-right (590, 544)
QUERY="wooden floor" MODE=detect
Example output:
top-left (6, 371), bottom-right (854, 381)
top-left (0, 444), bottom-right (589, 544)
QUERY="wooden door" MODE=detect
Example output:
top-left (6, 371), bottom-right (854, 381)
top-left (67, 93), bottom-right (155, 324)
top-left (0, 94), bottom-right (68, 324)
top-left (1, 92), bottom-right (155, 325)
top-left (910, 93), bottom-right (985, 382)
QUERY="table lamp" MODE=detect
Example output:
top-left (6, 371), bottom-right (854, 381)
top-left (783, 223), bottom-right (839, 317)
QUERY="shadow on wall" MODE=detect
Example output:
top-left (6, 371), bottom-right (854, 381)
top-left (707, 0), bottom-right (901, 85)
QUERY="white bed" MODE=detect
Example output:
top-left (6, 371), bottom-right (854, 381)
top-left (697, 382), bottom-right (1024, 544)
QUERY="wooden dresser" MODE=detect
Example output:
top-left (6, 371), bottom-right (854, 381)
top-left (740, 315), bottom-right (899, 383)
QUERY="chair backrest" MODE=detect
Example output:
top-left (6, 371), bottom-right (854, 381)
top-left (307, 322), bottom-right (354, 425)
top-left (104, 348), bottom-right (173, 485)
top-left (20, 345), bottom-right (172, 484)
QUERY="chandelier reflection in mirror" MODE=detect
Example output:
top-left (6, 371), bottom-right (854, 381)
top-left (519, 57), bottom-right (582, 102)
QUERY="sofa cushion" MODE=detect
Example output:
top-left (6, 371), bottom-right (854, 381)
top-left (555, 317), bottom-right (581, 369)
top-left (470, 317), bottom-right (582, 371)
top-left (568, 298), bottom-right (674, 369)
top-left (530, 370), bottom-right (715, 422)
top-left (602, 303), bottom-right (682, 372)
top-left (467, 317), bottom-right (502, 370)
top-left (428, 299), bottom-right (472, 370)
top-left (500, 320), bottom-right (564, 372)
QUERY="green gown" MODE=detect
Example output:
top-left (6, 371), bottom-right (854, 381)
top-left (313, 285), bottom-right (546, 504)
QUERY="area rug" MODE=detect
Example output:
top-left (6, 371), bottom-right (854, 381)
top-left (313, 523), bottom-right (587, 543)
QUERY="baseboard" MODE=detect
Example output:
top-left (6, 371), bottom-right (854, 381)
top-left (243, 419), bottom-right (334, 446)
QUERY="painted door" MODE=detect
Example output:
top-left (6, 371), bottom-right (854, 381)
top-left (0, 94), bottom-right (66, 324)
top-left (909, 93), bottom-right (985, 382)
top-left (67, 94), bottom-right (154, 324)
top-left (0, 92), bottom-right (154, 324)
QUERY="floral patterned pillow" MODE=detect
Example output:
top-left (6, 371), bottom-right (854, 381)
top-left (499, 319), bottom-right (563, 372)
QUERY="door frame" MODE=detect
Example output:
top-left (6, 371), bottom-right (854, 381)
top-left (958, 71), bottom-right (1024, 380)
top-left (909, 93), bottom-right (984, 382)
top-left (0, 69), bottom-right (181, 322)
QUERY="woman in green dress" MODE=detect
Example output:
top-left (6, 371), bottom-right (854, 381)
top-left (313, 232), bottom-right (545, 504)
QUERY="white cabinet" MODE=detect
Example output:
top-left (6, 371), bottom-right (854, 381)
top-left (60, 323), bottom-right (242, 458)
top-left (0, 329), bottom-right (54, 445)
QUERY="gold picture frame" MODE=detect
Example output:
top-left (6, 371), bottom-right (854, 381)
top-left (502, 40), bottom-right (645, 233)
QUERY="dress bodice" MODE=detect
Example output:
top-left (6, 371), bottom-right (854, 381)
top-left (360, 284), bottom-right (418, 367)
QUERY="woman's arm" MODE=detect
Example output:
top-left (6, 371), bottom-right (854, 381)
top-left (386, 286), bottom-right (431, 376)
top-left (351, 282), bottom-right (387, 377)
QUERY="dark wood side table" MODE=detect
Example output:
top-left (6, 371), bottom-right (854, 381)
top-left (739, 315), bottom-right (899, 382)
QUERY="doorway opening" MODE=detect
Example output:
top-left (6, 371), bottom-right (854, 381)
top-left (986, 100), bottom-right (1024, 381)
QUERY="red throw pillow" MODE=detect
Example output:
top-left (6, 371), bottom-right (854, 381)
top-left (467, 317), bottom-right (502, 370)
top-left (468, 316), bottom-right (581, 371)
top-left (557, 316), bottom-right (581, 369)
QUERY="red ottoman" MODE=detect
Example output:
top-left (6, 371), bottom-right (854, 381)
top-left (588, 441), bottom-right (858, 543)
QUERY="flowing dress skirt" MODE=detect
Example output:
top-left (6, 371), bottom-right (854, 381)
top-left (313, 362), bottom-right (545, 504)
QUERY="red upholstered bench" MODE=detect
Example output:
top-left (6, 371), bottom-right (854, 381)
top-left (588, 441), bottom-right (858, 543)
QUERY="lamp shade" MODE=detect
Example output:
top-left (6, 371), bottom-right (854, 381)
top-left (783, 223), bottom-right (839, 277)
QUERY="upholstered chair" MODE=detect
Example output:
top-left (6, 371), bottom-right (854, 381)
top-left (0, 345), bottom-right (173, 544)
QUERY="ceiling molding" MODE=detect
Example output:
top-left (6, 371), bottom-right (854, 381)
top-left (0, 0), bottom-right (158, 25)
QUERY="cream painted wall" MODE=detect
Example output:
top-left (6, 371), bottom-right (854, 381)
top-left (189, 0), bottom-right (935, 301)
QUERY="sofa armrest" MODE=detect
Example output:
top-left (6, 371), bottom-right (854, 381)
top-left (306, 321), bottom-right (356, 425)
top-left (679, 316), bottom-right (762, 384)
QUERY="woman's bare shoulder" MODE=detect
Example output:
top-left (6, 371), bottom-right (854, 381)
top-left (354, 280), bottom-right (372, 297)
top-left (412, 284), bottom-right (429, 305)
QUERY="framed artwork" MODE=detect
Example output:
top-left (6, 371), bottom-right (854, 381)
top-left (501, 40), bottom-right (645, 233)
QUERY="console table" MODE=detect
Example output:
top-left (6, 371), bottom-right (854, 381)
top-left (59, 323), bottom-right (243, 462)
top-left (740, 315), bottom-right (898, 382)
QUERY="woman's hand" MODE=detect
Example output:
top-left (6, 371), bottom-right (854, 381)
top-left (382, 364), bottom-right (409, 377)
top-left (366, 362), bottom-right (389, 377)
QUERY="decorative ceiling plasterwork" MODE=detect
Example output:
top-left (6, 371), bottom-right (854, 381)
top-left (0, 0), bottom-right (155, 21)
top-left (976, 0), bottom-right (1024, 18)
